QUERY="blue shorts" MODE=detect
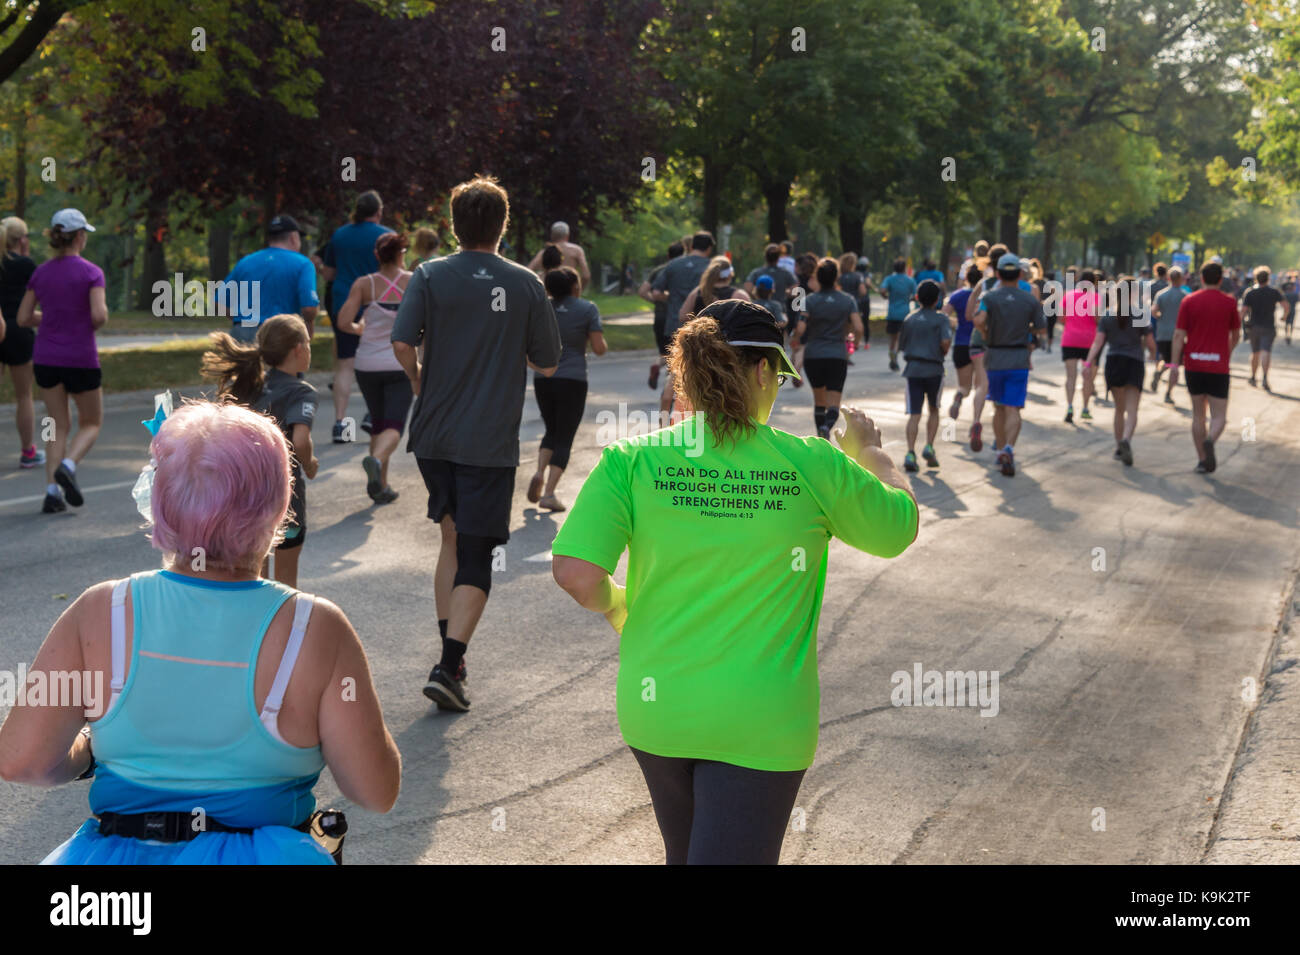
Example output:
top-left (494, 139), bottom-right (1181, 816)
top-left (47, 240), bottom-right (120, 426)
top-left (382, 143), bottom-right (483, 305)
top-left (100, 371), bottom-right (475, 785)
top-left (986, 368), bottom-right (1029, 408)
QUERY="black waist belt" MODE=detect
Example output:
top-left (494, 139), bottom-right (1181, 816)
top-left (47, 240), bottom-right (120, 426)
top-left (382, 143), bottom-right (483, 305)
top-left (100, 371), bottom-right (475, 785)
top-left (96, 809), bottom-right (348, 863)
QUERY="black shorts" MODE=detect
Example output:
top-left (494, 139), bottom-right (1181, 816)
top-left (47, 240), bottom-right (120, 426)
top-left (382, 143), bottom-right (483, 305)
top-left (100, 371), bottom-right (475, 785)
top-left (1104, 354), bottom-right (1145, 390)
top-left (802, 357), bottom-right (848, 392)
top-left (354, 369), bottom-right (413, 436)
top-left (952, 344), bottom-right (971, 369)
top-left (1248, 325), bottom-right (1275, 353)
top-left (1157, 340), bottom-right (1172, 363)
top-left (653, 306), bottom-right (670, 357)
top-left (0, 322), bottom-right (34, 365)
top-left (278, 469), bottom-right (307, 551)
top-left (1184, 370), bottom-right (1229, 400)
top-left (331, 314), bottom-right (360, 360)
top-left (416, 457), bottom-right (516, 543)
top-left (33, 364), bottom-right (102, 393)
top-left (905, 375), bottom-right (942, 414)
top-left (886, 319), bottom-right (904, 335)
top-left (1061, 346), bottom-right (1090, 361)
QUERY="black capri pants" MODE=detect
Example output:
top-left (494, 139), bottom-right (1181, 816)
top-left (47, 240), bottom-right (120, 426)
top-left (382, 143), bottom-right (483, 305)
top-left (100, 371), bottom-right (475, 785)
top-left (534, 375), bottom-right (588, 470)
top-left (631, 747), bottom-right (806, 865)
top-left (354, 369), bottom-right (413, 436)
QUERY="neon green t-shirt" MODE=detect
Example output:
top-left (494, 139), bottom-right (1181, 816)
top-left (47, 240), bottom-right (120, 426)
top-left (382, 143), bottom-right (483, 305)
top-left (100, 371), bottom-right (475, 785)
top-left (550, 417), bottom-right (918, 771)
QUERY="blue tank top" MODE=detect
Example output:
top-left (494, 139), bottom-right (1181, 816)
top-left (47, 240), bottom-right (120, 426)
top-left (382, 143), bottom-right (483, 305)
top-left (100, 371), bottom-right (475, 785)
top-left (88, 570), bottom-right (325, 828)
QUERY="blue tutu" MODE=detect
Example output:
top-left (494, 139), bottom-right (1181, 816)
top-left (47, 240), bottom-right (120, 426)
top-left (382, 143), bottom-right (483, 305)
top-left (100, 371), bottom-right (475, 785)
top-left (42, 818), bottom-right (335, 865)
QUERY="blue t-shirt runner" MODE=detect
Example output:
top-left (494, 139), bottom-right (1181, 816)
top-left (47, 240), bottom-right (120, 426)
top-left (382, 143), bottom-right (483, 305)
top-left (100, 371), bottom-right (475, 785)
top-left (880, 272), bottom-right (917, 323)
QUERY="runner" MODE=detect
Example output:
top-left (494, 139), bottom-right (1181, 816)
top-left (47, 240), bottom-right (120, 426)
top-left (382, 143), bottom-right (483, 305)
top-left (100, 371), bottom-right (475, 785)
top-left (1282, 274), bottom-right (1297, 345)
top-left (549, 298), bottom-right (917, 864)
top-left (201, 315), bottom-right (319, 588)
top-left (794, 257), bottom-right (863, 439)
top-left (1240, 266), bottom-right (1284, 392)
top-left (943, 265), bottom-right (982, 422)
top-left (651, 232), bottom-right (713, 421)
top-left (526, 221), bottom-right (591, 288)
top-left (0, 217), bottom-right (41, 469)
top-left (1150, 266), bottom-right (1190, 403)
top-left (1170, 260), bottom-right (1240, 473)
top-left (961, 243), bottom-right (1012, 447)
top-left (334, 232), bottom-right (413, 504)
top-left (411, 227), bottom-right (441, 264)
top-left (526, 266), bottom-right (606, 512)
top-left (899, 280), bottom-right (951, 472)
top-left (390, 176), bottom-right (562, 712)
top-left (16, 210), bottom-right (107, 514)
top-left (0, 400), bottom-right (400, 864)
top-left (837, 252), bottom-right (865, 353)
top-left (1084, 276), bottom-right (1157, 466)
top-left (323, 191), bottom-right (393, 443)
top-left (751, 275), bottom-right (787, 331)
top-left (959, 239), bottom-right (989, 278)
top-left (915, 258), bottom-right (945, 292)
top-left (639, 242), bottom-right (684, 390)
top-left (1058, 267), bottom-right (1100, 423)
top-left (678, 256), bottom-right (751, 327)
top-left (743, 243), bottom-right (799, 303)
top-left (220, 214), bottom-right (319, 343)
top-left (972, 252), bottom-right (1045, 477)
top-left (879, 257), bottom-right (917, 371)
top-left (777, 241), bottom-right (796, 276)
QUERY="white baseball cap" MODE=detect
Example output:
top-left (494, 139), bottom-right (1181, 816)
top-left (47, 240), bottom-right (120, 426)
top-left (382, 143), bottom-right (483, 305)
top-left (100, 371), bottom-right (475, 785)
top-left (51, 209), bottom-right (95, 233)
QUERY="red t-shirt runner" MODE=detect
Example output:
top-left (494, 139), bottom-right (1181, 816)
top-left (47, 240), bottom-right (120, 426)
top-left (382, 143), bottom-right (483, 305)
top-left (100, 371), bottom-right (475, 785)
top-left (1176, 288), bottom-right (1240, 374)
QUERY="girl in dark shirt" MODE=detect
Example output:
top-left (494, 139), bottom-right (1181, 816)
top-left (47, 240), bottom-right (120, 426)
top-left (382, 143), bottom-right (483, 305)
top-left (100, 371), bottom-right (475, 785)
top-left (0, 216), bottom-right (40, 468)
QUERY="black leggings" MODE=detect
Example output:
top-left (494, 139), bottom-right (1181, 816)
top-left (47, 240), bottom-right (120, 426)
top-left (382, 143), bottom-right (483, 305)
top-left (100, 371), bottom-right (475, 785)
top-left (631, 747), bottom-right (806, 864)
top-left (534, 376), bottom-right (587, 470)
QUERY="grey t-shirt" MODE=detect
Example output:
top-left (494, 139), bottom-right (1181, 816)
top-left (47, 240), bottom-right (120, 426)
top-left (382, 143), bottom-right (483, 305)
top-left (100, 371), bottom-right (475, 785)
top-left (745, 263), bottom-right (798, 302)
top-left (981, 285), bottom-right (1044, 371)
top-left (253, 368), bottom-right (318, 484)
top-left (754, 296), bottom-right (786, 328)
top-left (545, 295), bottom-right (602, 381)
top-left (653, 253), bottom-right (710, 337)
top-left (1098, 313), bottom-right (1149, 361)
top-left (800, 290), bottom-right (858, 360)
top-left (1154, 285), bottom-right (1188, 341)
top-left (392, 251), bottom-right (561, 467)
top-left (838, 270), bottom-right (863, 299)
top-left (899, 308), bottom-right (951, 378)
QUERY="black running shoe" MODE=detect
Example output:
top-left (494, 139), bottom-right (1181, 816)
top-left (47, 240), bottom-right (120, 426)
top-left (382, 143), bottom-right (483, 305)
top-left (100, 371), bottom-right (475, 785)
top-left (360, 413), bottom-right (373, 435)
top-left (424, 664), bottom-right (470, 711)
top-left (1195, 460), bottom-right (1210, 474)
top-left (362, 455), bottom-right (383, 500)
top-left (1203, 438), bottom-right (1216, 473)
top-left (42, 492), bottom-right (66, 514)
top-left (332, 421), bottom-right (347, 443)
top-left (1118, 439), bottom-right (1133, 466)
top-left (55, 463), bottom-right (83, 507)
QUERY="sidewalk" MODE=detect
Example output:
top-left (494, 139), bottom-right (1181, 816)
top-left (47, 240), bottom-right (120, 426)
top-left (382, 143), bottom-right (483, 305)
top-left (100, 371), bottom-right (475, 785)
top-left (1203, 572), bottom-right (1300, 863)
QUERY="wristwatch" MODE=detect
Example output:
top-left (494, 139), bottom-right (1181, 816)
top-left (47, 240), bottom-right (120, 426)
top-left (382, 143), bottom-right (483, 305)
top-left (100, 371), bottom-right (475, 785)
top-left (75, 725), bottom-right (95, 780)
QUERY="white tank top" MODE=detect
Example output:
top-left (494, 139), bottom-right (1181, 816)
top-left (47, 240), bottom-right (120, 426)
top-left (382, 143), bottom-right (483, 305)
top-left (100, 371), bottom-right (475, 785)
top-left (354, 272), bottom-right (407, 372)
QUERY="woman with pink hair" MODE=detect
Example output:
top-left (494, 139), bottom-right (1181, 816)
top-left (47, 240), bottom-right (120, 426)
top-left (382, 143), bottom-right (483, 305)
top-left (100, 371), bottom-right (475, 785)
top-left (0, 401), bottom-right (401, 864)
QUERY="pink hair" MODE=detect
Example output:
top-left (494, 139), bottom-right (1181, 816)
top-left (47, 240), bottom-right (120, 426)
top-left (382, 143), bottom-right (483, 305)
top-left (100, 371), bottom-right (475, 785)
top-left (148, 401), bottom-right (291, 574)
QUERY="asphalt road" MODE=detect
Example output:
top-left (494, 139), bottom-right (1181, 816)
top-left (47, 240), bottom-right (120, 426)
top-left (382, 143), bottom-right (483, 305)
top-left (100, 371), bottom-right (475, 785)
top-left (1, 338), bottom-right (1297, 864)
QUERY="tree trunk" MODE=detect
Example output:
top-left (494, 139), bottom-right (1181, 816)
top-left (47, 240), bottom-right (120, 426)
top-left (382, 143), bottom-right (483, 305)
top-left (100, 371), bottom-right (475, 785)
top-left (999, 200), bottom-right (1021, 252)
top-left (1042, 214), bottom-right (1058, 272)
top-left (838, 207), bottom-right (865, 257)
top-left (980, 214), bottom-right (997, 244)
top-left (13, 103), bottom-right (25, 218)
top-left (136, 193), bottom-right (169, 310)
top-left (207, 219), bottom-right (232, 281)
top-left (761, 179), bottom-right (790, 243)
top-left (1081, 235), bottom-right (1088, 265)
top-left (701, 156), bottom-right (721, 237)
top-left (939, 204), bottom-right (955, 284)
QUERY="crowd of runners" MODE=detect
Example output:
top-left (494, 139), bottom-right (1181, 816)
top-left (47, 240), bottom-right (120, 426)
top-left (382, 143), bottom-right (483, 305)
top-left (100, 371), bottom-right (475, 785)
top-left (0, 184), bottom-right (1293, 866)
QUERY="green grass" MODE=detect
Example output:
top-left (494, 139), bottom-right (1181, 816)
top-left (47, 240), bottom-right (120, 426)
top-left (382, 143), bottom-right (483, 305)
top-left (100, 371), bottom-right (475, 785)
top-left (0, 325), bottom-right (659, 401)
top-left (98, 310), bottom-right (333, 337)
top-left (588, 292), bottom-right (651, 316)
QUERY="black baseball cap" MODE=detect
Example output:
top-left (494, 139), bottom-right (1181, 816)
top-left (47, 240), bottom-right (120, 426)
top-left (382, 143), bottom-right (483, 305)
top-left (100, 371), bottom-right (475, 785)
top-left (267, 214), bottom-right (304, 237)
top-left (697, 299), bottom-right (800, 380)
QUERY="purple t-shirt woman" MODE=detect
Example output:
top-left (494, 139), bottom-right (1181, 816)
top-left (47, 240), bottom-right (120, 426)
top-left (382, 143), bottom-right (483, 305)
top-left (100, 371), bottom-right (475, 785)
top-left (28, 256), bottom-right (105, 369)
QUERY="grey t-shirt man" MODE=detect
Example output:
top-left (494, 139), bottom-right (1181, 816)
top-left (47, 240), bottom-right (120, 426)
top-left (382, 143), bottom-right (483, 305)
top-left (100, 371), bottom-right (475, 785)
top-left (392, 250), bottom-right (561, 468)
top-left (546, 295), bottom-right (602, 381)
top-left (653, 253), bottom-right (709, 338)
top-left (745, 263), bottom-right (798, 301)
top-left (899, 307), bottom-right (952, 378)
top-left (1154, 285), bottom-right (1189, 342)
top-left (800, 290), bottom-right (858, 360)
top-left (1097, 313), bottom-right (1149, 361)
top-left (981, 284), bottom-right (1045, 371)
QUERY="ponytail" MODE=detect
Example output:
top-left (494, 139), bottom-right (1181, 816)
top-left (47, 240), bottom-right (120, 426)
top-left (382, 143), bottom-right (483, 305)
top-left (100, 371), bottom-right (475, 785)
top-left (668, 316), bottom-right (774, 448)
top-left (201, 314), bottom-right (309, 406)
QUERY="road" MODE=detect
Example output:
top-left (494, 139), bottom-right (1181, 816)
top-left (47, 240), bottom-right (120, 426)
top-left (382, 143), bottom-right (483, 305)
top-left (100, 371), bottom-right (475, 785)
top-left (1, 339), bottom-right (1297, 864)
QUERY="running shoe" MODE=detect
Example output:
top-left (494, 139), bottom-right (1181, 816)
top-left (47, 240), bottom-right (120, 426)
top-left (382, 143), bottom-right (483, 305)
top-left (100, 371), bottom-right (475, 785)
top-left (424, 664), bottom-right (470, 711)
top-left (1064, 407), bottom-right (1073, 424)
top-left (922, 444), bottom-right (939, 468)
top-left (648, 363), bottom-right (660, 390)
top-left (1202, 438), bottom-right (1216, 473)
top-left (1163, 394), bottom-right (1174, 405)
top-left (42, 491), bottom-right (66, 514)
top-left (55, 463), bottom-right (83, 507)
top-left (360, 413), bottom-right (373, 435)
top-left (1118, 439), bottom-right (1133, 466)
top-left (948, 392), bottom-right (963, 420)
top-left (1113, 445), bottom-right (1123, 459)
top-left (538, 494), bottom-right (567, 512)
top-left (361, 455), bottom-right (384, 500)
top-left (998, 448), bottom-right (1016, 476)
top-left (375, 486), bottom-right (399, 505)
top-left (332, 421), bottom-right (347, 443)
top-left (904, 451), bottom-right (919, 472)
top-left (527, 472), bottom-right (544, 504)
top-left (1080, 408), bottom-right (1093, 421)
top-left (1195, 460), bottom-right (1210, 474)
top-left (817, 426), bottom-right (831, 441)
top-left (19, 446), bottom-right (44, 469)
top-left (969, 422), bottom-right (983, 452)
top-left (889, 357), bottom-right (900, 372)
top-left (1263, 378), bottom-right (1272, 393)
top-left (1150, 371), bottom-right (1160, 393)
top-left (1249, 376), bottom-right (1257, 387)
